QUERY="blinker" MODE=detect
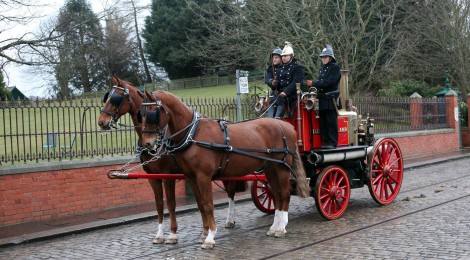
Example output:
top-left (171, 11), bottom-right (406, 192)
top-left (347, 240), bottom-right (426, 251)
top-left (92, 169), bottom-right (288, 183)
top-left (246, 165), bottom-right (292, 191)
top-left (146, 110), bottom-right (160, 125)
top-left (109, 92), bottom-right (124, 107)
top-left (102, 91), bottom-right (110, 103)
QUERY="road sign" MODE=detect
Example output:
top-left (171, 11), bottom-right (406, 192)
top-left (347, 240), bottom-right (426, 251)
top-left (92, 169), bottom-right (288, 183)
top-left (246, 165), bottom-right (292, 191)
top-left (239, 76), bottom-right (249, 94)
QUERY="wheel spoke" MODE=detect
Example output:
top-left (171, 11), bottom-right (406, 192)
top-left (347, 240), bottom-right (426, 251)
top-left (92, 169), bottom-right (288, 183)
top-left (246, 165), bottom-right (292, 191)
top-left (389, 156), bottom-right (401, 167)
top-left (332, 171), bottom-right (339, 186)
top-left (320, 192), bottom-right (330, 200)
top-left (257, 190), bottom-right (267, 198)
top-left (260, 192), bottom-right (269, 205)
top-left (379, 178), bottom-right (385, 198)
top-left (322, 197), bottom-right (331, 210)
top-left (383, 180), bottom-right (390, 199)
top-left (334, 199), bottom-right (342, 212)
top-left (380, 143), bottom-right (388, 164)
top-left (374, 156), bottom-right (383, 169)
top-left (387, 179), bottom-right (396, 195)
top-left (388, 172), bottom-right (400, 184)
top-left (337, 175), bottom-right (345, 186)
top-left (384, 146), bottom-right (396, 165)
top-left (372, 174), bottom-right (383, 186)
top-left (265, 196), bottom-right (273, 209)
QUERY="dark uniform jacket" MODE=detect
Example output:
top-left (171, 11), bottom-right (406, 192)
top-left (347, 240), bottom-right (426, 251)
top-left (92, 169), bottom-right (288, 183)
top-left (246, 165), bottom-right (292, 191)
top-left (277, 60), bottom-right (304, 106)
top-left (265, 64), bottom-right (281, 91)
top-left (313, 62), bottom-right (341, 111)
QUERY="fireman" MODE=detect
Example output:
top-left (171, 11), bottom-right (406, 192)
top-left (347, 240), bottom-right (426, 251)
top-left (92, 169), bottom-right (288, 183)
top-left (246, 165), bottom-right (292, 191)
top-left (309, 44), bottom-right (341, 149)
top-left (267, 41), bottom-right (304, 118)
top-left (265, 47), bottom-right (282, 92)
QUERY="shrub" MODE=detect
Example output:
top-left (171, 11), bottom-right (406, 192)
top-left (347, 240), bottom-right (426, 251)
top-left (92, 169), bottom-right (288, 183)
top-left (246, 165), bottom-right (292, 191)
top-left (378, 79), bottom-right (442, 98)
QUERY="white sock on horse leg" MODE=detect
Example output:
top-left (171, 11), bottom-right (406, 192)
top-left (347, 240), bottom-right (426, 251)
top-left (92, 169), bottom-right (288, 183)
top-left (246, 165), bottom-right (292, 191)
top-left (226, 198), bottom-right (235, 224)
top-left (205, 228), bottom-right (217, 244)
top-left (168, 232), bottom-right (177, 240)
top-left (270, 210), bottom-right (280, 231)
top-left (156, 223), bottom-right (164, 238)
top-left (279, 211), bottom-right (288, 231)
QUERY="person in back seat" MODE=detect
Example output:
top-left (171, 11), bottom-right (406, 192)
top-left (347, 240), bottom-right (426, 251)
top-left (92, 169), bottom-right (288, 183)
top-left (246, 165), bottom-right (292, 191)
top-left (267, 41), bottom-right (304, 118)
top-left (265, 47), bottom-right (282, 117)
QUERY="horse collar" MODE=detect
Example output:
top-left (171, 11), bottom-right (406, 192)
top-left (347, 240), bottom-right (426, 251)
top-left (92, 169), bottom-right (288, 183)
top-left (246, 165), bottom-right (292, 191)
top-left (164, 112), bottom-right (199, 153)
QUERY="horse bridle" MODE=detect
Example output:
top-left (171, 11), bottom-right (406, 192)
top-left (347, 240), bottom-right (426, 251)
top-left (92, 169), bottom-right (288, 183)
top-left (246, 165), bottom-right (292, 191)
top-left (140, 93), bottom-right (166, 136)
top-left (101, 84), bottom-right (133, 123)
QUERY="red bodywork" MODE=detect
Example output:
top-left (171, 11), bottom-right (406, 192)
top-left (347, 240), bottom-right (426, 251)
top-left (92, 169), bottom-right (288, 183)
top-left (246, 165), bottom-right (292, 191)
top-left (285, 102), bottom-right (349, 153)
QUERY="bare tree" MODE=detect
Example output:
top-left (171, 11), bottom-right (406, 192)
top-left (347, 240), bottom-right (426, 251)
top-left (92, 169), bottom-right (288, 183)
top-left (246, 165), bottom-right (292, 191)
top-left (101, 0), bottom-right (153, 84)
top-left (0, 1), bottom-right (61, 69)
top-left (187, 0), bottom-right (403, 93)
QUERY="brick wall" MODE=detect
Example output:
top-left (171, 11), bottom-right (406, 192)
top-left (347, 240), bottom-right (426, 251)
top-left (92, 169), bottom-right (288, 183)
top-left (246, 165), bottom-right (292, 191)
top-left (378, 129), bottom-right (459, 158)
top-left (0, 162), bottom-right (187, 227)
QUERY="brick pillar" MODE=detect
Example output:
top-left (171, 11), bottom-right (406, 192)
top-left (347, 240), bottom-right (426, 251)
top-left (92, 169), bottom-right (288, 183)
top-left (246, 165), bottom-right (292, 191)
top-left (445, 90), bottom-right (458, 128)
top-left (467, 94), bottom-right (470, 127)
top-left (410, 92), bottom-right (423, 128)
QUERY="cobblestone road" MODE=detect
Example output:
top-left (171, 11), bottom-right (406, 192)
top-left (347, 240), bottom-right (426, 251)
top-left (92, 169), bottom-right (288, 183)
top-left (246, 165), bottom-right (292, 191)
top-left (1, 158), bottom-right (470, 259)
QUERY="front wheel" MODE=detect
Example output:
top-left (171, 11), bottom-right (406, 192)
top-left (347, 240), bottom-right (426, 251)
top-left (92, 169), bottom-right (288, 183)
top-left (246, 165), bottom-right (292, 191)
top-left (314, 165), bottom-right (351, 220)
top-left (368, 138), bottom-right (404, 205)
top-left (251, 180), bottom-right (275, 214)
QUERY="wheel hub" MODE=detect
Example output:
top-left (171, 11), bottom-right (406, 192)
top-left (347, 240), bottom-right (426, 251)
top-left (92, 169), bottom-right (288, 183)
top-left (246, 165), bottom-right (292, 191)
top-left (329, 186), bottom-right (341, 199)
top-left (383, 165), bottom-right (392, 178)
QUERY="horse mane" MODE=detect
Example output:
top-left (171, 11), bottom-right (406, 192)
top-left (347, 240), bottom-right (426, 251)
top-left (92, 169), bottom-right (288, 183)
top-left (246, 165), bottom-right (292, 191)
top-left (155, 90), bottom-right (192, 113)
top-left (112, 75), bottom-right (144, 98)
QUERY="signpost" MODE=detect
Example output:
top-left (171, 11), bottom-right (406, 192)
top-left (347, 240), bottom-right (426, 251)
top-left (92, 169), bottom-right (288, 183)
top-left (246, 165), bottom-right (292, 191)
top-left (236, 70), bottom-right (249, 121)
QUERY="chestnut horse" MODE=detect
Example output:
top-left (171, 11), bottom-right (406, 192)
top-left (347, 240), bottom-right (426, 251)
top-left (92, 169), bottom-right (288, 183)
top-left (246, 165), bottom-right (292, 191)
top-left (140, 90), bottom-right (311, 249)
top-left (98, 76), bottom-right (244, 244)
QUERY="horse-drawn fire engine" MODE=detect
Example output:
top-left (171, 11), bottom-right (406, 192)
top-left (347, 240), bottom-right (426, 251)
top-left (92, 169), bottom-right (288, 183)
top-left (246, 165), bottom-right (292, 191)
top-left (101, 72), bottom-right (403, 248)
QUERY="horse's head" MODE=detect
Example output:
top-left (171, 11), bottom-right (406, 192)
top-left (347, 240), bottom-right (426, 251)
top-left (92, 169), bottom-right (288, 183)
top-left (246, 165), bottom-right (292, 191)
top-left (140, 91), bottom-right (170, 150)
top-left (98, 76), bottom-right (135, 130)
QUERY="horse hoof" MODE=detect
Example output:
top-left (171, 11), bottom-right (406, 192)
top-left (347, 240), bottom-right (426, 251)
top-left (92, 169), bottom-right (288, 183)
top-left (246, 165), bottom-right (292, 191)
top-left (153, 237), bottom-right (165, 244)
top-left (164, 238), bottom-right (178, 244)
top-left (225, 221), bottom-right (235, 229)
top-left (198, 236), bottom-right (207, 244)
top-left (266, 230), bottom-right (275, 237)
top-left (274, 230), bottom-right (287, 238)
top-left (201, 242), bottom-right (215, 249)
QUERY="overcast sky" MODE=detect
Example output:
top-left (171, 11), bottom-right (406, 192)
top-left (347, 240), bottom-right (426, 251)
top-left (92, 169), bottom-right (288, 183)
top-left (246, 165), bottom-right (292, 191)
top-left (2, 0), bottom-right (150, 98)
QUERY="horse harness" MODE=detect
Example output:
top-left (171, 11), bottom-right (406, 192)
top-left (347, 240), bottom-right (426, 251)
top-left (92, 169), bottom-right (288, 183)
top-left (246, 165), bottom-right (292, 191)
top-left (155, 113), bottom-right (296, 175)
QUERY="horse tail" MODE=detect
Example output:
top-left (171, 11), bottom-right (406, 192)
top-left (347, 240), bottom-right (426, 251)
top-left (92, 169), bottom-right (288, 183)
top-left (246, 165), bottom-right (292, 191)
top-left (291, 147), bottom-right (311, 198)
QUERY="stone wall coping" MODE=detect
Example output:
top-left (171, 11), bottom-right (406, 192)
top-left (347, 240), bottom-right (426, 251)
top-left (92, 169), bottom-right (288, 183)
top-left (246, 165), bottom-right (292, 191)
top-left (376, 128), bottom-right (454, 139)
top-left (0, 155), bottom-right (136, 176)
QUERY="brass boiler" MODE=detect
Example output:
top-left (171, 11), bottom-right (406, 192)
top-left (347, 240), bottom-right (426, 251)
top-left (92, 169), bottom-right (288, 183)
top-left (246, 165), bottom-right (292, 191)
top-left (301, 87), bottom-right (319, 111)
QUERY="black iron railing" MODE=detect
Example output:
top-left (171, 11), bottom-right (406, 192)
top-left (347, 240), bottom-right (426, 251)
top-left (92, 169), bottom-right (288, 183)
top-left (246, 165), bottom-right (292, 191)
top-left (353, 96), bottom-right (448, 133)
top-left (0, 95), bottom-right (450, 165)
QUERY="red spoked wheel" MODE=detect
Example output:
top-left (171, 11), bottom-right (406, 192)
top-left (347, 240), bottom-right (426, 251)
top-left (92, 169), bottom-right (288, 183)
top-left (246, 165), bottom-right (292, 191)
top-left (251, 180), bottom-right (275, 214)
top-left (368, 138), bottom-right (404, 205)
top-left (314, 165), bottom-right (350, 220)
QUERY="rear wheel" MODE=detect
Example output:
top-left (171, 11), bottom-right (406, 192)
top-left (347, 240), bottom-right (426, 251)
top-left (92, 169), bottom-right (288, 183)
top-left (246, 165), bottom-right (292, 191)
top-left (251, 180), bottom-right (275, 214)
top-left (314, 165), bottom-right (350, 220)
top-left (368, 138), bottom-right (404, 205)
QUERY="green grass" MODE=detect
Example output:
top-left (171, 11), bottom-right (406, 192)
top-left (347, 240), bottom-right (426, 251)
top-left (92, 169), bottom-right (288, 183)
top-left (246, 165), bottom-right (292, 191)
top-left (168, 80), bottom-right (268, 99)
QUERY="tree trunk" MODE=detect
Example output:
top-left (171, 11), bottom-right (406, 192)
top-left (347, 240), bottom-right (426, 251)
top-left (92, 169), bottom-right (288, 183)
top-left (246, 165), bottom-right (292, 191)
top-left (131, 0), bottom-right (152, 83)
